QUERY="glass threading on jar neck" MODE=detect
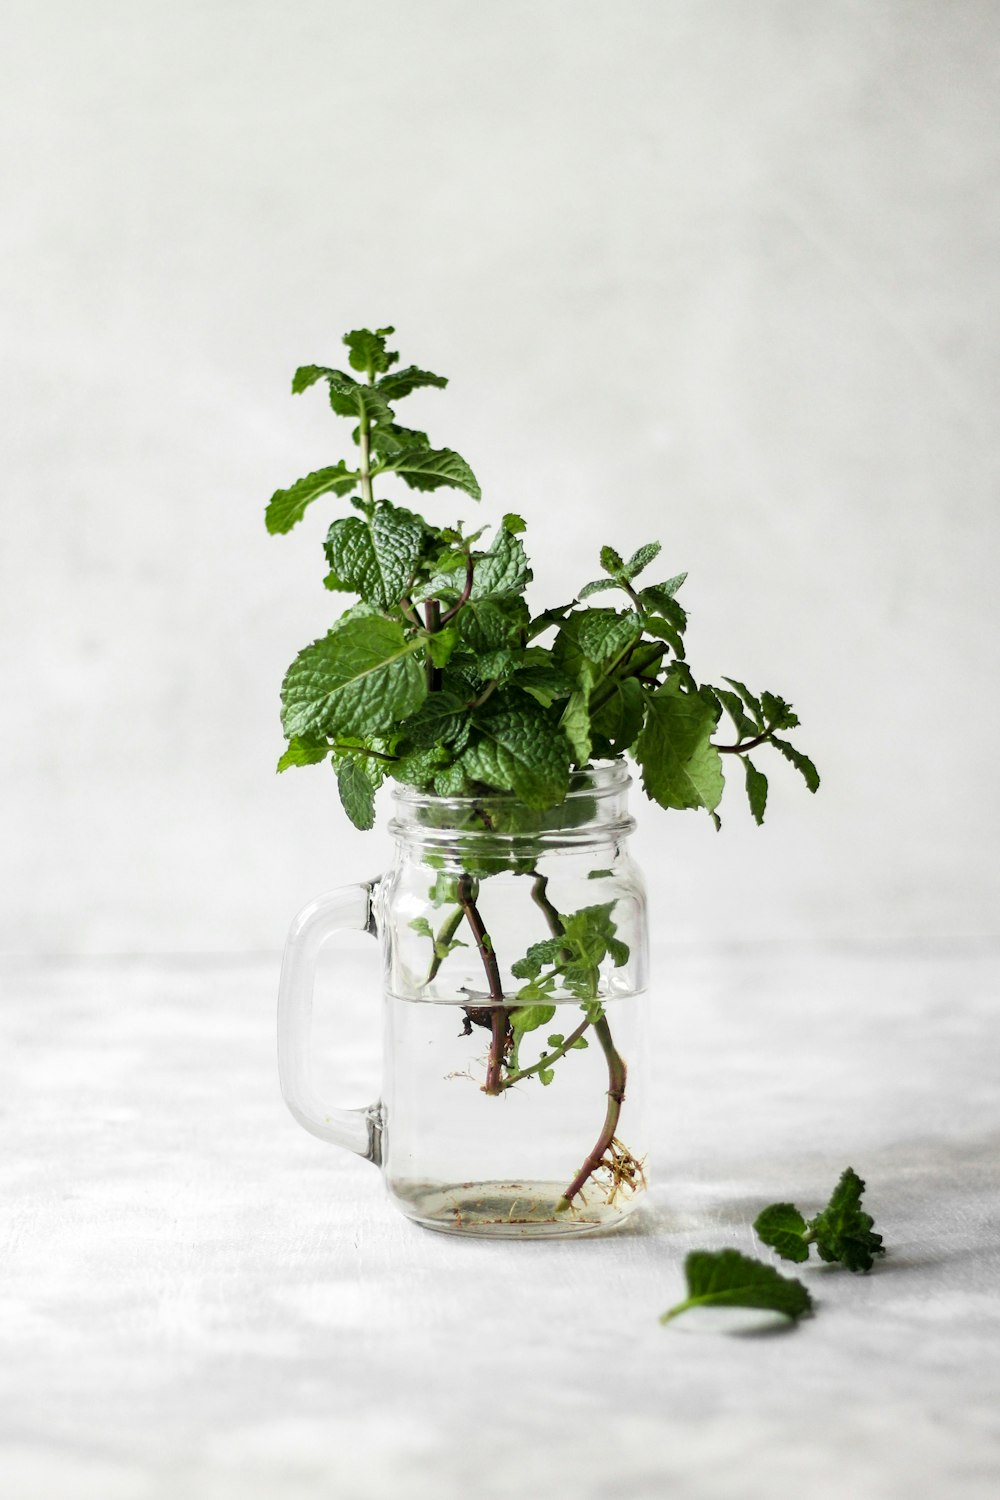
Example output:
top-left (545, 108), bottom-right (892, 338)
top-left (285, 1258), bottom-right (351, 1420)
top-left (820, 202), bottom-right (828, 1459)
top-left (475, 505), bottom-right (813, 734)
top-left (387, 762), bottom-right (636, 861)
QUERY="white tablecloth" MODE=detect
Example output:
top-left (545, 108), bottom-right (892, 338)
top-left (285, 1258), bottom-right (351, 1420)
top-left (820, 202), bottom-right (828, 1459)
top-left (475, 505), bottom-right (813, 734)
top-left (4, 943), bottom-right (999, 1499)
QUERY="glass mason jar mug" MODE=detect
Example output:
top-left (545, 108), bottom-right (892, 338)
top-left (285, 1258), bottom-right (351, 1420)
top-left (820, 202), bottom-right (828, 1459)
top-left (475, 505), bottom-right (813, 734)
top-left (278, 763), bottom-right (649, 1237)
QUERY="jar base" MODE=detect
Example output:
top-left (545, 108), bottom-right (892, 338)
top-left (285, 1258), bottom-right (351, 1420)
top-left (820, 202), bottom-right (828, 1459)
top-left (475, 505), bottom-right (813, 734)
top-left (388, 1178), bottom-right (641, 1238)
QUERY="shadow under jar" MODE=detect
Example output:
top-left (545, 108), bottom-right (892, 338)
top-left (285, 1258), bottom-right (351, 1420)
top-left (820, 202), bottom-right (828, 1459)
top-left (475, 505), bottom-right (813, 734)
top-left (278, 763), bottom-right (649, 1238)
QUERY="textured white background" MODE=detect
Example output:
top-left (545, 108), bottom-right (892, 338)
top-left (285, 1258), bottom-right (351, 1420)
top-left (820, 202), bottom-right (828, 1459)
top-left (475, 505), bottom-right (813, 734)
top-left (3, 0), bottom-right (999, 953)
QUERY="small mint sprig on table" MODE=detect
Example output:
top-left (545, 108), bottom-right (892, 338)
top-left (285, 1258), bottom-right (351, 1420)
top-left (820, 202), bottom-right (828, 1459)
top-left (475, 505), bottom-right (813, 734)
top-left (754, 1166), bottom-right (886, 1273)
top-left (660, 1249), bottom-right (812, 1327)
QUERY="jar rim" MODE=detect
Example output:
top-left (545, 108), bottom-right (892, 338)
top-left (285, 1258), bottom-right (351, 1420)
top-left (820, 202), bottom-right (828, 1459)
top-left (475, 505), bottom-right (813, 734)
top-left (387, 760), bottom-right (635, 848)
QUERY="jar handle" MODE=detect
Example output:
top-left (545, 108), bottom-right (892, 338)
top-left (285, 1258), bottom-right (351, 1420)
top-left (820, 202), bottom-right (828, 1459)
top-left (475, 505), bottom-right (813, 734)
top-left (277, 879), bottom-right (383, 1165)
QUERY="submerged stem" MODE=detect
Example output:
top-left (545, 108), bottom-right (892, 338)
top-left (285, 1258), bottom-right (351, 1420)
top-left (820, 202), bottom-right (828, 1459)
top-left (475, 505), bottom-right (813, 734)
top-left (555, 1016), bottom-right (627, 1210)
top-left (456, 873), bottom-right (509, 1094)
top-left (529, 870), bottom-right (632, 1210)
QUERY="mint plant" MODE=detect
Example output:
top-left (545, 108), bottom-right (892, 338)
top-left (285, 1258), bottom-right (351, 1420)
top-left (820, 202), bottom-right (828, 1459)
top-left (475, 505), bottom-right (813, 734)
top-left (268, 326), bottom-right (819, 1214)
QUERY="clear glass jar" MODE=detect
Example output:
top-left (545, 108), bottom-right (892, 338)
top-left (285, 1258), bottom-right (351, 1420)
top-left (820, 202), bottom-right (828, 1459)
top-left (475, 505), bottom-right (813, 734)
top-left (278, 762), bottom-right (649, 1238)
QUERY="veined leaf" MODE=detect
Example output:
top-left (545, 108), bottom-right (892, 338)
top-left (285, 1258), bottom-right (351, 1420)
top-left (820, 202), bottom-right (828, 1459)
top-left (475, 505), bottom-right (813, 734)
top-left (753, 1202), bottom-right (810, 1263)
top-left (761, 691), bottom-right (800, 731)
top-left (600, 545), bottom-right (625, 575)
top-left (395, 691), bottom-right (471, 751)
top-left (458, 596), bottom-right (530, 653)
top-left (376, 364), bottom-right (448, 400)
top-left (462, 704), bottom-right (571, 808)
top-left (512, 662), bottom-right (577, 708)
top-left (336, 758), bottom-right (376, 830)
top-left (577, 578), bottom-right (620, 600)
top-left (625, 541), bottom-right (661, 578)
top-left (343, 326), bottom-right (398, 376)
top-left (590, 676), bottom-right (644, 753)
top-left (265, 463), bottom-right (357, 534)
top-left (771, 737), bottom-right (820, 793)
top-left (281, 616), bottom-right (426, 739)
top-left (711, 686), bottom-right (759, 740)
top-left (642, 573), bottom-right (687, 606)
top-left (291, 364), bottom-right (394, 425)
top-left (807, 1167), bottom-right (884, 1272)
top-left (324, 501), bottom-right (424, 609)
top-left (560, 666), bottom-right (595, 767)
top-left (370, 423), bottom-right (430, 460)
top-left (553, 609), bottom-right (642, 678)
top-left (471, 527), bottom-right (531, 599)
top-left (510, 1003), bottom-right (557, 1036)
top-left (635, 682), bottom-right (723, 814)
top-left (276, 735), bottom-right (330, 772)
top-left (743, 758), bottom-right (768, 825)
top-left (382, 446), bottom-right (481, 500)
top-left (661, 1249), bottom-right (812, 1326)
top-left (721, 676), bottom-right (764, 726)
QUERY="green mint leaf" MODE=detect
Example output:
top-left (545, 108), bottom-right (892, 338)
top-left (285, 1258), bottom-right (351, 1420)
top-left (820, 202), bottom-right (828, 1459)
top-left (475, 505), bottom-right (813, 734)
top-left (743, 758), bottom-right (768, 825)
top-left (642, 613), bottom-right (686, 661)
top-left (511, 938), bottom-right (563, 980)
top-left (276, 735), bottom-right (330, 772)
top-left (511, 663), bottom-right (577, 709)
top-left (553, 609), bottom-right (642, 677)
top-left (502, 512), bottom-right (526, 534)
top-left (624, 541), bottom-right (661, 579)
top-left (635, 682), bottom-right (724, 814)
top-left (336, 757), bottom-right (376, 830)
top-left (294, 366), bottom-right (395, 426)
top-left (376, 364), bottom-right (448, 400)
top-left (462, 704), bottom-right (571, 809)
top-left (291, 364), bottom-right (328, 394)
top-left (409, 916), bottom-right (434, 938)
top-left (343, 326), bottom-right (398, 377)
top-left (324, 501), bottom-right (424, 609)
top-left (538, 1066), bottom-right (555, 1086)
top-left (721, 677), bottom-right (764, 728)
top-left (370, 423), bottom-right (430, 460)
top-left (265, 463), bottom-right (358, 534)
top-left (710, 686), bottom-right (759, 740)
top-left (383, 447), bottom-right (481, 500)
top-left (391, 744), bottom-right (452, 790)
top-left (396, 690), bottom-right (471, 752)
top-left (600, 545), bottom-right (625, 576)
top-left (281, 616), bottom-right (426, 739)
top-left (559, 903), bottom-right (629, 969)
top-left (661, 1249), bottom-right (812, 1326)
top-left (761, 691), bottom-right (800, 731)
top-left (471, 527), bottom-right (532, 599)
top-left (458, 596), bottom-right (530, 655)
top-left (577, 578), bottom-right (620, 600)
top-left (639, 590), bottom-right (687, 635)
top-left (510, 1003), bottom-right (557, 1036)
top-left (426, 626), bottom-right (459, 669)
top-left (753, 1203), bottom-right (810, 1262)
top-left (590, 676), bottom-right (644, 753)
top-left (560, 666), bottom-right (595, 767)
top-left (771, 737), bottom-right (820, 793)
top-left (807, 1167), bottom-right (885, 1272)
top-left (641, 573), bottom-right (687, 606)
top-left (433, 763), bottom-right (471, 796)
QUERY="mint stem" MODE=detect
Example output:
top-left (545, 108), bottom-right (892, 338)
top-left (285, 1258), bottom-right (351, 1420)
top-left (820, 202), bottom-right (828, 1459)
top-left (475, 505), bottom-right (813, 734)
top-left (529, 872), bottom-right (629, 1208)
top-left (556, 1017), bottom-right (626, 1210)
top-left (456, 872), bottom-right (508, 1094)
top-left (500, 1015), bottom-right (592, 1088)
top-left (716, 723), bottom-right (777, 755)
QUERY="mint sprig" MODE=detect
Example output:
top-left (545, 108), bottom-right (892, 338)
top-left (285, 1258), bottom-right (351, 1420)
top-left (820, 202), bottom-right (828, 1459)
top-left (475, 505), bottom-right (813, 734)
top-left (267, 327), bottom-right (819, 828)
top-left (754, 1167), bottom-right (886, 1273)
